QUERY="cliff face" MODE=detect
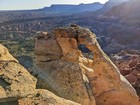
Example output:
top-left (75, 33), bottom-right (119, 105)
top-left (34, 25), bottom-right (140, 105)
top-left (0, 44), bottom-right (79, 105)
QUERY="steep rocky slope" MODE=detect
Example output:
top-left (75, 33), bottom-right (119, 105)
top-left (105, 0), bottom-right (140, 23)
top-left (0, 44), bottom-right (80, 105)
top-left (34, 25), bottom-right (140, 105)
top-left (93, 0), bottom-right (129, 15)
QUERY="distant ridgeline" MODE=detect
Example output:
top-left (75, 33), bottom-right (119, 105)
top-left (40, 2), bottom-right (103, 13)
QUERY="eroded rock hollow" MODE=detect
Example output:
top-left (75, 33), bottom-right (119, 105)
top-left (34, 25), bottom-right (140, 105)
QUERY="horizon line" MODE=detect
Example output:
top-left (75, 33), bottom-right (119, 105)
top-left (0, 2), bottom-right (105, 11)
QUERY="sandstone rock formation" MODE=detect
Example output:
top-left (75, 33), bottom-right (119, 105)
top-left (0, 44), bottom-right (79, 105)
top-left (34, 25), bottom-right (140, 105)
top-left (0, 44), bottom-right (36, 102)
top-left (18, 89), bottom-right (80, 105)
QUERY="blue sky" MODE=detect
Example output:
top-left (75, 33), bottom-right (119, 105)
top-left (0, 0), bottom-right (108, 10)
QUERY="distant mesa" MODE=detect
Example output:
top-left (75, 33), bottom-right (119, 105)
top-left (40, 2), bottom-right (103, 13)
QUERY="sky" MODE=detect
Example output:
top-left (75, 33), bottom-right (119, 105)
top-left (0, 0), bottom-right (108, 10)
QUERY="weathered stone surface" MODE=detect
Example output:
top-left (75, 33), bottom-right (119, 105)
top-left (0, 44), bottom-right (18, 62)
top-left (35, 28), bottom-right (96, 105)
top-left (0, 44), bottom-right (37, 102)
top-left (18, 89), bottom-right (80, 105)
top-left (0, 44), bottom-right (80, 105)
top-left (34, 25), bottom-right (140, 105)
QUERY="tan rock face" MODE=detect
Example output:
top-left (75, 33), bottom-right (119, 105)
top-left (0, 44), bottom-right (18, 62)
top-left (18, 89), bottom-right (80, 105)
top-left (0, 44), bottom-right (37, 103)
top-left (34, 25), bottom-right (140, 105)
top-left (35, 27), bottom-right (96, 105)
top-left (0, 44), bottom-right (80, 105)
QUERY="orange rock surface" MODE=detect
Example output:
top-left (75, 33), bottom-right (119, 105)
top-left (0, 44), bottom-right (79, 105)
top-left (34, 25), bottom-right (140, 105)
